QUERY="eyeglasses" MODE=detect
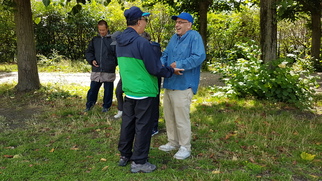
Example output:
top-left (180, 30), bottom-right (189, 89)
top-left (140, 17), bottom-right (148, 23)
top-left (176, 21), bottom-right (189, 24)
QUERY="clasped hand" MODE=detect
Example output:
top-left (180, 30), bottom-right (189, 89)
top-left (174, 68), bottom-right (184, 75)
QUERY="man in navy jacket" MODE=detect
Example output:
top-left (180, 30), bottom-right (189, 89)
top-left (84, 20), bottom-right (117, 112)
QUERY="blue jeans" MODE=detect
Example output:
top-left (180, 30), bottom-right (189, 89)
top-left (86, 81), bottom-right (114, 109)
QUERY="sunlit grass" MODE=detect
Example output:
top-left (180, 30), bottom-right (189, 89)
top-left (0, 82), bottom-right (321, 180)
top-left (0, 60), bottom-right (91, 73)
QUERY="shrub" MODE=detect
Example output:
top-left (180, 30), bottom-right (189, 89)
top-left (213, 43), bottom-right (319, 109)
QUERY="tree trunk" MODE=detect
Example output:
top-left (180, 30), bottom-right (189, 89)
top-left (260, 0), bottom-right (277, 64)
top-left (198, 0), bottom-right (210, 49)
top-left (310, 4), bottom-right (321, 70)
top-left (13, 0), bottom-right (40, 91)
top-left (198, 0), bottom-right (211, 69)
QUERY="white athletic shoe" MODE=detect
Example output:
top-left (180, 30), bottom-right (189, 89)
top-left (173, 146), bottom-right (191, 160)
top-left (114, 110), bottom-right (122, 119)
top-left (159, 143), bottom-right (178, 152)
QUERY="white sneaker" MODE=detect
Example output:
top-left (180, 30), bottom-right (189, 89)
top-left (159, 143), bottom-right (178, 152)
top-left (114, 110), bottom-right (122, 119)
top-left (174, 146), bottom-right (191, 160)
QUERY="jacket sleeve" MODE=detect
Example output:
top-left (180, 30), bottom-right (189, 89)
top-left (141, 40), bottom-right (174, 78)
top-left (85, 37), bottom-right (96, 65)
top-left (175, 32), bottom-right (206, 70)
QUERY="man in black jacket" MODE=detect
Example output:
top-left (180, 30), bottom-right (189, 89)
top-left (84, 20), bottom-right (117, 112)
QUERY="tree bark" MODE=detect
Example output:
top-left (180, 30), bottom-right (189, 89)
top-left (260, 0), bottom-right (277, 64)
top-left (13, 0), bottom-right (40, 91)
top-left (198, 0), bottom-right (210, 49)
top-left (310, 3), bottom-right (321, 68)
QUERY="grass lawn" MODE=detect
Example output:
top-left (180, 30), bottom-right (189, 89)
top-left (0, 62), bottom-right (321, 180)
top-left (0, 81), bottom-right (321, 180)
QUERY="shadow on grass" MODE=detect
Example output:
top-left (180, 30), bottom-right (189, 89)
top-left (0, 83), bottom-right (80, 131)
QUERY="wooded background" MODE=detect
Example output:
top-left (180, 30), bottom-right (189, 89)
top-left (0, 0), bottom-right (321, 91)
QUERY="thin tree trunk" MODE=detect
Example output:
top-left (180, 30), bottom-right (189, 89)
top-left (311, 6), bottom-right (321, 69)
top-left (198, 0), bottom-right (210, 49)
top-left (13, 0), bottom-right (40, 91)
top-left (198, 0), bottom-right (211, 68)
top-left (260, 0), bottom-right (277, 65)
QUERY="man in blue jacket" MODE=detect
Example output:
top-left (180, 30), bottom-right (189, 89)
top-left (84, 20), bottom-right (117, 112)
top-left (115, 6), bottom-right (184, 173)
top-left (159, 13), bottom-right (206, 160)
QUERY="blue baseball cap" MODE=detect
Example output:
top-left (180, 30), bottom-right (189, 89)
top-left (124, 6), bottom-right (150, 21)
top-left (171, 12), bottom-right (193, 24)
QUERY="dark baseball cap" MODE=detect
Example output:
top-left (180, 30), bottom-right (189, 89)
top-left (171, 12), bottom-right (193, 24)
top-left (124, 6), bottom-right (150, 21)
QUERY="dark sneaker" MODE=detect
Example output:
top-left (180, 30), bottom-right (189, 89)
top-left (102, 108), bottom-right (109, 112)
top-left (130, 162), bottom-right (156, 173)
top-left (151, 129), bottom-right (159, 137)
top-left (84, 107), bottom-right (91, 112)
top-left (118, 156), bottom-right (129, 166)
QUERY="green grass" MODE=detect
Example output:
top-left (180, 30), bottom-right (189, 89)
top-left (0, 81), bottom-right (321, 180)
top-left (0, 59), bottom-right (91, 73)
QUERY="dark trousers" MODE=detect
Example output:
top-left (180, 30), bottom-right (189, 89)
top-left (86, 81), bottom-right (114, 109)
top-left (118, 97), bottom-right (157, 164)
top-left (115, 79), bottom-right (124, 111)
top-left (152, 77), bottom-right (161, 131)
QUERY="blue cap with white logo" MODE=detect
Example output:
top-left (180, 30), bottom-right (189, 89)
top-left (171, 12), bottom-right (193, 24)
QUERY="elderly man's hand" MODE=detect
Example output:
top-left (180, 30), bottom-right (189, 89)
top-left (173, 68), bottom-right (184, 75)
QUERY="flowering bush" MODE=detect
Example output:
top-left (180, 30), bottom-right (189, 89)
top-left (213, 43), bottom-right (319, 109)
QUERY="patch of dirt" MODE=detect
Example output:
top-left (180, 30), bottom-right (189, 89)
top-left (199, 71), bottom-right (225, 87)
top-left (0, 106), bottom-right (43, 131)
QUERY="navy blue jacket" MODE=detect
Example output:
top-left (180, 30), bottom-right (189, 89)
top-left (85, 35), bottom-right (117, 73)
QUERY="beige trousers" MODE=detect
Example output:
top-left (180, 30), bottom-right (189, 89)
top-left (163, 88), bottom-right (193, 151)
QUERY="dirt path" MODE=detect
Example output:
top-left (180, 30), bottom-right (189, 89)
top-left (0, 71), bottom-right (321, 92)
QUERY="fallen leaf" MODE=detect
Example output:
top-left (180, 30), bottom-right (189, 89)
top-left (49, 148), bottom-right (55, 152)
top-left (100, 158), bottom-right (107, 162)
top-left (4, 147), bottom-right (14, 149)
top-left (249, 158), bottom-right (255, 163)
top-left (102, 166), bottom-right (109, 171)
top-left (212, 169), bottom-right (220, 174)
top-left (13, 155), bottom-right (21, 159)
top-left (232, 156), bottom-right (238, 161)
top-left (160, 164), bottom-right (167, 170)
top-left (309, 174), bottom-right (318, 178)
top-left (70, 145), bottom-right (79, 150)
top-left (300, 152), bottom-right (316, 161)
top-left (3, 155), bottom-right (13, 158)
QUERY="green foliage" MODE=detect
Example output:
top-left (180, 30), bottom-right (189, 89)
top-left (0, 5), bottom-right (16, 62)
top-left (207, 6), bottom-right (260, 64)
top-left (144, 2), bottom-right (175, 48)
top-left (278, 18), bottom-right (310, 56)
top-left (32, 1), bottom-right (98, 60)
top-left (213, 42), bottom-right (319, 109)
top-left (31, 0), bottom-right (128, 61)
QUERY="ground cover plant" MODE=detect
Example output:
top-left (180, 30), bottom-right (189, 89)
top-left (0, 79), bottom-right (321, 180)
